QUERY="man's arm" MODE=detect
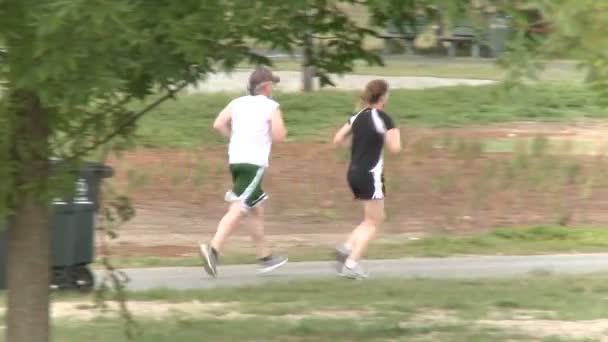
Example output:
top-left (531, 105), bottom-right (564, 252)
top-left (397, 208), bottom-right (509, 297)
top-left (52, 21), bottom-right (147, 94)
top-left (270, 108), bottom-right (287, 142)
top-left (213, 104), bottom-right (232, 138)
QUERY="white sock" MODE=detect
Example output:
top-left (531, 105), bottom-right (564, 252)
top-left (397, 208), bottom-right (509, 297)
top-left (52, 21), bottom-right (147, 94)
top-left (345, 258), bottom-right (357, 269)
top-left (343, 243), bottom-right (352, 251)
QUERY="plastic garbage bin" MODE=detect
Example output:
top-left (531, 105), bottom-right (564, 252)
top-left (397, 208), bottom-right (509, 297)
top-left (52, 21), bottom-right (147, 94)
top-left (483, 14), bottom-right (511, 58)
top-left (0, 161), bottom-right (113, 292)
top-left (51, 161), bottom-right (113, 292)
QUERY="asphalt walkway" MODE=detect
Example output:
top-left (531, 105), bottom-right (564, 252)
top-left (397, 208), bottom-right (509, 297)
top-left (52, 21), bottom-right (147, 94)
top-left (115, 253), bottom-right (608, 291)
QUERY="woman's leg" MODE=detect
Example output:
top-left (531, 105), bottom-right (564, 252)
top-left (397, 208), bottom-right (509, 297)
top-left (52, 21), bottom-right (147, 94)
top-left (346, 199), bottom-right (385, 264)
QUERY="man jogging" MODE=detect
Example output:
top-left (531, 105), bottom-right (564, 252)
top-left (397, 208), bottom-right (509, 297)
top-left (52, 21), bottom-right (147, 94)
top-left (200, 67), bottom-right (288, 277)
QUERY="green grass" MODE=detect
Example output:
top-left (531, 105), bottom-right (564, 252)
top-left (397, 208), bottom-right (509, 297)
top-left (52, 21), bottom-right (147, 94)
top-left (126, 273), bottom-right (608, 321)
top-left (135, 83), bottom-right (606, 148)
top-left (100, 226), bottom-right (608, 268)
top-left (269, 58), bottom-right (509, 80)
top-left (482, 137), bottom-right (589, 154)
top-left (50, 274), bottom-right (608, 341)
top-left (250, 57), bottom-right (583, 82)
top-left (479, 136), bottom-right (599, 154)
top-left (400, 225), bottom-right (608, 257)
top-left (402, 134), bottom-right (599, 156)
top-left (53, 318), bottom-right (541, 342)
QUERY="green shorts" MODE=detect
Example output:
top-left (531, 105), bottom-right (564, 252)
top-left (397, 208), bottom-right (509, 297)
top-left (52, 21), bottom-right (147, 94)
top-left (225, 163), bottom-right (268, 211)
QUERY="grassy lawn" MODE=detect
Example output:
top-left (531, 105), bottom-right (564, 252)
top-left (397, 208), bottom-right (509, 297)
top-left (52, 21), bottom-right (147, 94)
top-left (135, 83), bottom-right (606, 148)
top-left (268, 57), bottom-right (508, 80)
top-left (246, 57), bottom-right (583, 82)
top-left (101, 226), bottom-right (608, 268)
top-left (48, 273), bottom-right (608, 341)
top-left (481, 136), bottom-right (599, 154)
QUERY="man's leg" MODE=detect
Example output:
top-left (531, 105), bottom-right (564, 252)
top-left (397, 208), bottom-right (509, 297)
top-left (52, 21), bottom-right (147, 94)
top-left (200, 202), bottom-right (244, 277)
top-left (200, 164), bottom-right (260, 277)
top-left (211, 202), bottom-right (245, 253)
top-left (249, 205), bottom-right (271, 258)
top-left (247, 194), bottom-right (287, 274)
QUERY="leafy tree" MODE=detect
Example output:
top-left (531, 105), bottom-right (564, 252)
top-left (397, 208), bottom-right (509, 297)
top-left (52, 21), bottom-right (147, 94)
top-left (0, 1), bottom-right (286, 341)
top-left (367, 0), bottom-right (608, 101)
top-left (0, 0), bottom-right (419, 341)
top-left (5, 0), bottom-right (603, 341)
top-left (264, 0), bottom-right (384, 91)
top-left (498, 0), bottom-right (608, 101)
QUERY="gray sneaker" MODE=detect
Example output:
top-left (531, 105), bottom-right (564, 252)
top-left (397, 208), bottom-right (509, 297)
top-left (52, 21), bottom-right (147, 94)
top-left (334, 245), bottom-right (350, 272)
top-left (258, 255), bottom-right (288, 274)
top-left (199, 244), bottom-right (218, 278)
top-left (339, 264), bottom-right (369, 280)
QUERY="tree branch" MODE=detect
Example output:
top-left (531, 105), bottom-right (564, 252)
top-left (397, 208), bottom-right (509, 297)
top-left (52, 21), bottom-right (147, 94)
top-left (311, 35), bottom-right (339, 40)
top-left (52, 94), bottom-right (134, 153)
top-left (66, 81), bottom-right (189, 161)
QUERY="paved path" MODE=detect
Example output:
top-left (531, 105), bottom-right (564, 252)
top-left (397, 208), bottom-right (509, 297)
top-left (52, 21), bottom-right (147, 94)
top-left (116, 253), bottom-right (608, 291)
top-left (185, 71), bottom-right (495, 94)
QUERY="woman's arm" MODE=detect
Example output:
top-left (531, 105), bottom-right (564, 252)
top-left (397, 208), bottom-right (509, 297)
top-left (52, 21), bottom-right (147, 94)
top-left (333, 123), bottom-right (352, 146)
top-left (385, 128), bottom-right (401, 153)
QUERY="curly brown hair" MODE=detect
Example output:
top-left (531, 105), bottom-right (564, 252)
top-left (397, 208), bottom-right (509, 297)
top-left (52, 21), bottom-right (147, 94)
top-left (360, 79), bottom-right (389, 106)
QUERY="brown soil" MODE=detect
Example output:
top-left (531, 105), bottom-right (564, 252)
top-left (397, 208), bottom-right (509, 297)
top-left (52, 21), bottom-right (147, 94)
top-left (102, 123), bottom-right (608, 258)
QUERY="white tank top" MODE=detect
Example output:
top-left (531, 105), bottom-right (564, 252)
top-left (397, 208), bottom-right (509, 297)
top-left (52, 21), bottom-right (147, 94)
top-left (228, 95), bottom-right (279, 167)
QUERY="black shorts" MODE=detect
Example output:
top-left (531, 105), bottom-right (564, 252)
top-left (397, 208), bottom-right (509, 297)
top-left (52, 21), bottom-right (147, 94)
top-left (347, 169), bottom-right (385, 200)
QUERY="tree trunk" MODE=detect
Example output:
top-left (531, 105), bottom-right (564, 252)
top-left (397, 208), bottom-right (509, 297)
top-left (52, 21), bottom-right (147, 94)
top-left (302, 32), bottom-right (315, 92)
top-left (7, 91), bottom-right (51, 342)
top-left (302, 65), bottom-right (315, 92)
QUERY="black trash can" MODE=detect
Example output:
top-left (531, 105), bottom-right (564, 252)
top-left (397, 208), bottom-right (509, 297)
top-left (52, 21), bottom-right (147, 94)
top-left (51, 161), bottom-right (113, 291)
top-left (0, 161), bottom-right (113, 292)
top-left (479, 14), bottom-right (512, 58)
top-left (487, 15), bottom-right (511, 57)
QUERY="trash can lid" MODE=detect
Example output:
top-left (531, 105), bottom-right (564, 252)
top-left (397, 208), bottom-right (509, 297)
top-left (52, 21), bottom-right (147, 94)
top-left (83, 162), bottom-right (114, 178)
top-left (49, 159), bottom-right (114, 178)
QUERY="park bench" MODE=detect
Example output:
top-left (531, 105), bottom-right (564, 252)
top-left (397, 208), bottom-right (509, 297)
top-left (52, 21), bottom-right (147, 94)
top-left (379, 21), bottom-right (508, 58)
top-left (379, 31), bottom-right (480, 57)
top-left (439, 34), bottom-right (480, 58)
top-left (377, 32), bottom-right (417, 54)
top-left (439, 25), bottom-right (480, 57)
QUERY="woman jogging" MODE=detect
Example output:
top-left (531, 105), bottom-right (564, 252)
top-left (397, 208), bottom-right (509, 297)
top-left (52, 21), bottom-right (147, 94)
top-left (332, 79), bottom-right (402, 279)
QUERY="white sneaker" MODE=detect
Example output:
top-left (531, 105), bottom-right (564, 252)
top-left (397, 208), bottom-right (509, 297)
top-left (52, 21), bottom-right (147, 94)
top-left (334, 246), bottom-right (350, 273)
top-left (339, 264), bottom-right (369, 280)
